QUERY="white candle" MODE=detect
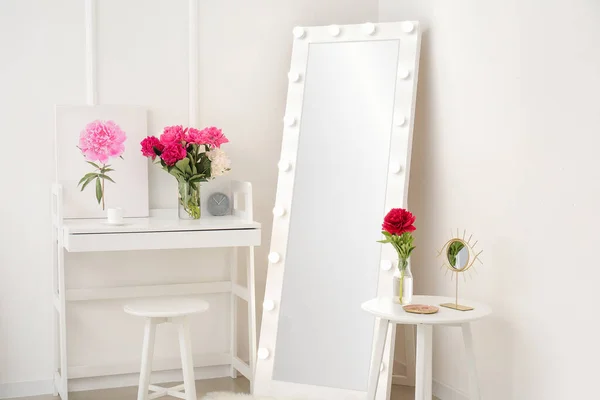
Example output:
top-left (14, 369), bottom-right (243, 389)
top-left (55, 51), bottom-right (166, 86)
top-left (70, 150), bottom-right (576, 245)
top-left (107, 207), bottom-right (124, 224)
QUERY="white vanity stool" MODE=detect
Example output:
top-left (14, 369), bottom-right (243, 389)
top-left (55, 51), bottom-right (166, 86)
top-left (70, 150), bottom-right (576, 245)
top-left (124, 297), bottom-right (210, 400)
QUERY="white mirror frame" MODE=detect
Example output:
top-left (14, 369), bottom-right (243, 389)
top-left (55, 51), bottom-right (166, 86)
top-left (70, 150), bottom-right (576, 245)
top-left (255, 21), bottom-right (421, 400)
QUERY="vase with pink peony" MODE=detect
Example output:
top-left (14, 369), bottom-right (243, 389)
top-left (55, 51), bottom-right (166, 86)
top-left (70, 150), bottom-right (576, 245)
top-left (77, 120), bottom-right (127, 210)
top-left (140, 125), bottom-right (231, 220)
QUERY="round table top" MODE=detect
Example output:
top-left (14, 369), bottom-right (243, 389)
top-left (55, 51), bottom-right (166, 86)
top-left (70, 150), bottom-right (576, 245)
top-left (361, 295), bottom-right (492, 325)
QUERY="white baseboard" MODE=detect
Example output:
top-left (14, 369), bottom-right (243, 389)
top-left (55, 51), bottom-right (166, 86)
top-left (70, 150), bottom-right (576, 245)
top-left (0, 380), bottom-right (54, 399)
top-left (433, 380), bottom-right (469, 400)
top-left (0, 366), bottom-right (230, 399)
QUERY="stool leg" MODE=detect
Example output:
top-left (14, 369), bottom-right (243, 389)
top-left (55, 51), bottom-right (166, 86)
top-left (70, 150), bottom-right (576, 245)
top-left (138, 318), bottom-right (157, 400)
top-left (177, 316), bottom-right (197, 400)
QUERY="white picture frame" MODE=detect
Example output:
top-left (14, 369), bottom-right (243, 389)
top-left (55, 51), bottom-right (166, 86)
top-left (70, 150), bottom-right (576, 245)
top-left (55, 105), bottom-right (149, 219)
top-left (255, 22), bottom-right (421, 400)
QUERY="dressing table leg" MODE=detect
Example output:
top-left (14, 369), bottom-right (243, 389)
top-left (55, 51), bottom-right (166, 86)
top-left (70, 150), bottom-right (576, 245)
top-left (247, 246), bottom-right (257, 392)
top-left (415, 324), bottom-right (433, 400)
top-left (229, 247), bottom-right (238, 379)
top-left (57, 240), bottom-right (69, 400)
top-left (367, 318), bottom-right (389, 400)
top-left (462, 323), bottom-right (481, 400)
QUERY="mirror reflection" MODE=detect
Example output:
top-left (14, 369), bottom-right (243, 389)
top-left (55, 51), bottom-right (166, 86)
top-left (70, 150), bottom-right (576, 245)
top-left (272, 40), bottom-right (401, 391)
top-left (447, 240), bottom-right (469, 270)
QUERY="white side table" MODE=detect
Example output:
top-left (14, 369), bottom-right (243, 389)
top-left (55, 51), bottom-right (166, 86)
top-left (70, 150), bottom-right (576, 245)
top-left (362, 296), bottom-right (492, 400)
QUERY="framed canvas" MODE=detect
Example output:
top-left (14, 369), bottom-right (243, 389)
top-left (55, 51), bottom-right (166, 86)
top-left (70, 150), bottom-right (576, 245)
top-left (55, 105), bottom-right (149, 219)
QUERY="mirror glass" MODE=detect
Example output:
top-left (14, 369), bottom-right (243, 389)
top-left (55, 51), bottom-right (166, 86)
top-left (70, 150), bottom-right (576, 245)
top-left (447, 240), bottom-right (469, 270)
top-left (272, 40), bottom-right (401, 391)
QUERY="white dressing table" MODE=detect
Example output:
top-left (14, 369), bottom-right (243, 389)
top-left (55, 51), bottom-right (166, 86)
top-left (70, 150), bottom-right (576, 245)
top-left (50, 181), bottom-right (261, 400)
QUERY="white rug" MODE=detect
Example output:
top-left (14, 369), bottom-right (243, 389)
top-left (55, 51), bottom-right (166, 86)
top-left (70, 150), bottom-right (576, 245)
top-left (201, 392), bottom-right (296, 400)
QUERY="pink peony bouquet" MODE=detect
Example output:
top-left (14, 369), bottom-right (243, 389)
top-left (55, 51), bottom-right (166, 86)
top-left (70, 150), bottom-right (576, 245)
top-left (140, 125), bottom-right (231, 219)
top-left (77, 120), bottom-right (126, 209)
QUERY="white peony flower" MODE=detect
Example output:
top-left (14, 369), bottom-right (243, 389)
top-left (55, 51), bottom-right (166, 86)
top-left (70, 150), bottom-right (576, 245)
top-left (207, 148), bottom-right (231, 177)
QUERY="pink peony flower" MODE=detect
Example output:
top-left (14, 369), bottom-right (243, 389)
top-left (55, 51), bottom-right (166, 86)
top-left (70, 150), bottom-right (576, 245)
top-left (78, 120), bottom-right (126, 163)
top-left (160, 125), bottom-right (187, 145)
top-left (186, 127), bottom-right (207, 145)
top-left (140, 136), bottom-right (164, 160)
top-left (160, 143), bottom-right (187, 166)
top-left (190, 126), bottom-right (229, 148)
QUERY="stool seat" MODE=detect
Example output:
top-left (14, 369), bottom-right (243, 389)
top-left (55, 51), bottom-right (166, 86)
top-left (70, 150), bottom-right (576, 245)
top-left (124, 297), bottom-right (209, 318)
top-left (125, 296), bottom-right (210, 400)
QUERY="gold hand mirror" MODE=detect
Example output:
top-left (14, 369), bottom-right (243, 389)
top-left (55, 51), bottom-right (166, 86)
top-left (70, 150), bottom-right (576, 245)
top-left (438, 230), bottom-right (482, 311)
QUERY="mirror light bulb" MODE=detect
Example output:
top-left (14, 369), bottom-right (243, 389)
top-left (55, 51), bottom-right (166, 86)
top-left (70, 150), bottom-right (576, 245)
top-left (278, 160), bottom-right (291, 172)
top-left (268, 252), bottom-right (281, 263)
top-left (329, 25), bottom-right (341, 37)
top-left (381, 260), bottom-right (393, 271)
top-left (263, 300), bottom-right (276, 311)
top-left (288, 71), bottom-right (301, 83)
top-left (258, 348), bottom-right (270, 360)
top-left (399, 69), bottom-right (411, 80)
top-left (402, 22), bottom-right (415, 33)
top-left (395, 116), bottom-right (407, 127)
top-left (363, 22), bottom-right (376, 35)
top-left (293, 27), bottom-right (305, 39)
top-left (273, 206), bottom-right (286, 217)
top-left (284, 116), bottom-right (296, 127)
top-left (390, 163), bottom-right (402, 174)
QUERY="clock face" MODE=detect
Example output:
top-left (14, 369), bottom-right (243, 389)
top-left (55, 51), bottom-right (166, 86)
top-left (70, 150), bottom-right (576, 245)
top-left (207, 192), bottom-right (231, 216)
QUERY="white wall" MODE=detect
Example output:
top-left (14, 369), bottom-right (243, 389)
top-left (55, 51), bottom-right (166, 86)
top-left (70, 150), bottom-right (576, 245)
top-left (0, 0), bottom-right (377, 397)
top-left (380, 1), bottom-right (599, 399)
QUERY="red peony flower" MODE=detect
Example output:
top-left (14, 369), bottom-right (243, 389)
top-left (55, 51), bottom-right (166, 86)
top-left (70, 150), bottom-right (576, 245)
top-left (382, 208), bottom-right (416, 236)
top-left (160, 143), bottom-right (187, 166)
top-left (159, 125), bottom-right (187, 145)
top-left (140, 136), bottom-right (164, 159)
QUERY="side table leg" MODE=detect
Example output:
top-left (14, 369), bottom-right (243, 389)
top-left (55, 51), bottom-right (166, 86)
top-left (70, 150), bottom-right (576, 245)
top-left (366, 318), bottom-right (389, 400)
top-left (462, 323), bottom-right (481, 400)
top-left (415, 324), bottom-right (433, 400)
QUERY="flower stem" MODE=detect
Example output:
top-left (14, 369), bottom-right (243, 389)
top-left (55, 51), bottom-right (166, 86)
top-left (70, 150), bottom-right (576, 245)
top-left (101, 176), bottom-right (105, 210)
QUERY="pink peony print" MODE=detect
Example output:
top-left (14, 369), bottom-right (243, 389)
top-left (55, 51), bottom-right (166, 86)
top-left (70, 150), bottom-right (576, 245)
top-left (160, 125), bottom-right (187, 145)
top-left (140, 136), bottom-right (164, 160)
top-left (160, 143), bottom-right (187, 166)
top-left (78, 120), bottom-right (126, 163)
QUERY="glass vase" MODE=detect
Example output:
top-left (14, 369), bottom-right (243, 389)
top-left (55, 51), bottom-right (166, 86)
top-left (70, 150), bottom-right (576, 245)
top-left (178, 180), bottom-right (201, 219)
top-left (393, 259), bottom-right (413, 305)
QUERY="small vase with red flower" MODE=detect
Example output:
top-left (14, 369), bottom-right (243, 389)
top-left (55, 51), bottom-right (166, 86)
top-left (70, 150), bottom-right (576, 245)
top-left (378, 208), bottom-right (416, 304)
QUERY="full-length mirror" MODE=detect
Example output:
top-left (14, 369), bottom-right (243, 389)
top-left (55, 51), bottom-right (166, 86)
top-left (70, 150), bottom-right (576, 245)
top-left (256, 22), bottom-right (421, 400)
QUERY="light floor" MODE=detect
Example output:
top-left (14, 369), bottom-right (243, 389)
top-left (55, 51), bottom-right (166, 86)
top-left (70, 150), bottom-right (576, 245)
top-left (8, 378), bottom-right (435, 400)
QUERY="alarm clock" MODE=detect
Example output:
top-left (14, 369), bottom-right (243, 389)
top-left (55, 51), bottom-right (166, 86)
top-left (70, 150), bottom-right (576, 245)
top-left (207, 192), bottom-right (231, 216)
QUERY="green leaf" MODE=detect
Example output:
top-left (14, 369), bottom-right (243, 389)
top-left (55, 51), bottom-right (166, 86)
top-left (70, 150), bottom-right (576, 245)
top-left (80, 175), bottom-right (96, 191)
top-left (95, 178), bottom-right (102, 204)
top-left (153, 147), bottom-right (163, 156)
top-left (175, 158), bottom-right (192, 176)
top-left (86, 161), bottom-right (101, 169)
top-left (201, 156), bottom-right (211, 178)
top-left (78, 172), bottom-right (98, 186)
top-left (101, 168), bottom-right (115, 173)
top-left (382, 231), bottom-right (392, 238)
top-left (98, 174), bottom-right (115, 183)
